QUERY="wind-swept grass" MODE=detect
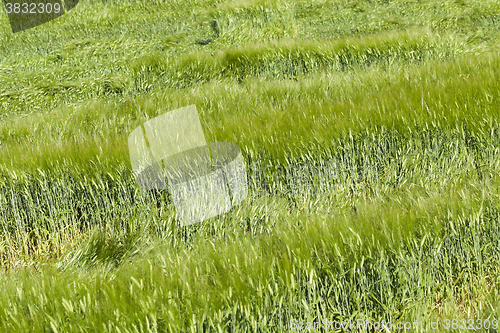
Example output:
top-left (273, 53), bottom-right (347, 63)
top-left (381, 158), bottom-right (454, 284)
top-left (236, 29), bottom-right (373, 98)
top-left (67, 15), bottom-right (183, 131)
top-left (2, 48), bottom-right (500, 175)
top-left (1, 0), bottom-right (500, 331)
top-left (1, 166), bottom-right (500, 331)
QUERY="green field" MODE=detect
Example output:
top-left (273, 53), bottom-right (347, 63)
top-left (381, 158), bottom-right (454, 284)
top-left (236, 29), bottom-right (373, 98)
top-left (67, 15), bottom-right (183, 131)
top-left (1, 0), bottom-right (500, 331)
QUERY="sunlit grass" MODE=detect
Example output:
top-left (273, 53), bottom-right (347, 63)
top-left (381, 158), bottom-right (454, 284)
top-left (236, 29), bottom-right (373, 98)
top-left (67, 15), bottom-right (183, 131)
top-left (1, 0), bottom-right (500, 331)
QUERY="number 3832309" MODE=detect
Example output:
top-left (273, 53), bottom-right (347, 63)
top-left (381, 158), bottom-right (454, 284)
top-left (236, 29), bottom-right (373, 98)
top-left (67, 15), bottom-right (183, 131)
top-left (5, 2), bottom-right (62, 14)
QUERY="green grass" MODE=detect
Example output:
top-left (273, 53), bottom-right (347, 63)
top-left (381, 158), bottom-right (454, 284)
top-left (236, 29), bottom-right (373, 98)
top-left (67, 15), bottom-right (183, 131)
top-left (1, 0), bottom-right (500, 331)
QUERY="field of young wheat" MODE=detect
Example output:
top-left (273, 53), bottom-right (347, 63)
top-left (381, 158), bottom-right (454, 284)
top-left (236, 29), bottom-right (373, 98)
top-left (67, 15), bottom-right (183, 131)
top-left (1, 0), bottom-right (500, 331)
